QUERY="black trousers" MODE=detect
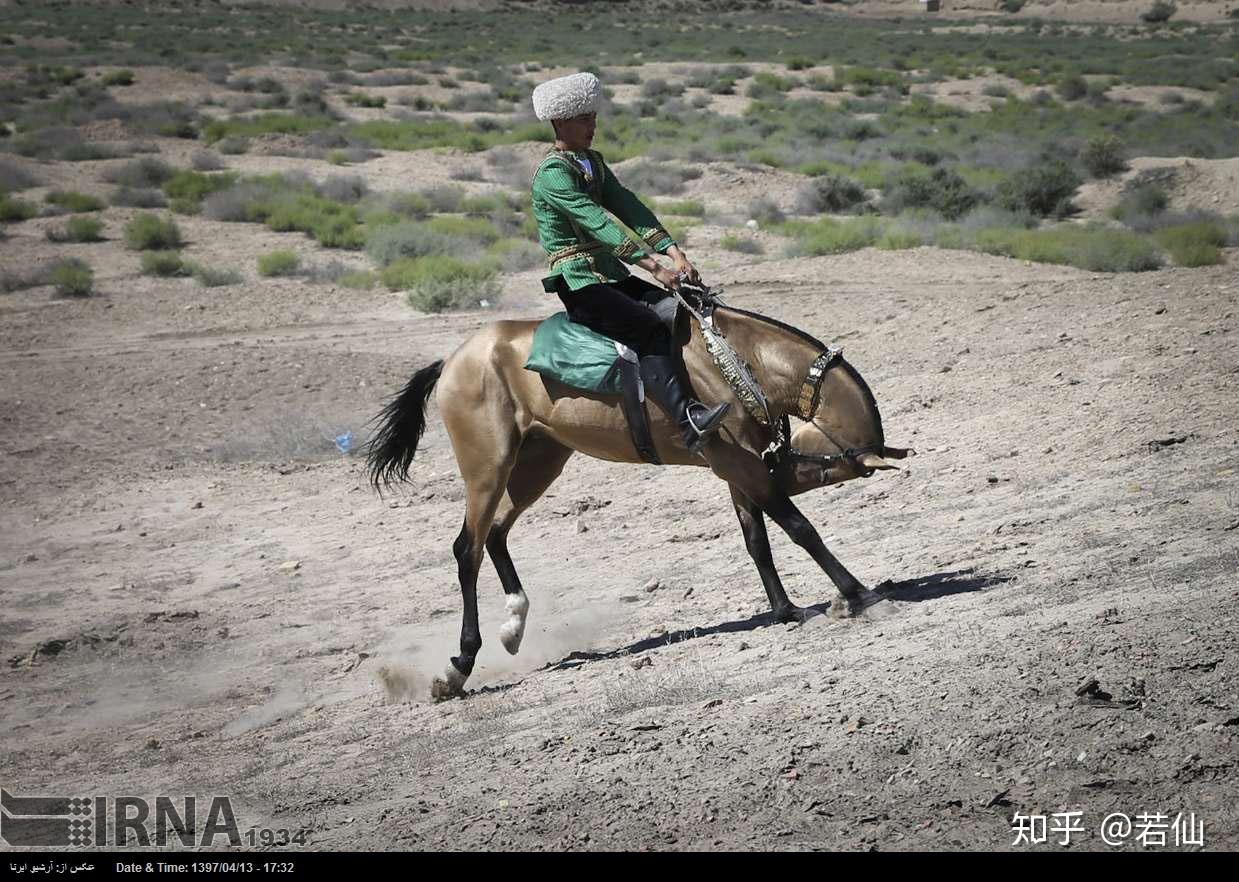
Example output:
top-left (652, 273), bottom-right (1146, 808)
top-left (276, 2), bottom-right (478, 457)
top-left (555, 275), bottom-right (671, 358)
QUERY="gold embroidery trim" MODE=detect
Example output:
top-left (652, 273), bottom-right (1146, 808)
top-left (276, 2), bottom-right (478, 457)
top-left (548, 241), bottom-right (605, 269)
top-left (614, 239), bottom-right (640, 261)
top-left (642, 228), bottom-right (672, 249)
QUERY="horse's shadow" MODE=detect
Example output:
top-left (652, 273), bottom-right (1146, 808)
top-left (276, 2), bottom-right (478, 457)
top-left (537, 567), bottom-right (1008, 674)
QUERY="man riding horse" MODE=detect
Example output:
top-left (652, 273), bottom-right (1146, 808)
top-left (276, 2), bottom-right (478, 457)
top-left (531, 71), bottom-right (731, 454)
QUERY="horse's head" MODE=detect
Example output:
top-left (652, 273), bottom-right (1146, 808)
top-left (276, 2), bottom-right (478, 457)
top-left (776, 357), bottom-right (912, 496)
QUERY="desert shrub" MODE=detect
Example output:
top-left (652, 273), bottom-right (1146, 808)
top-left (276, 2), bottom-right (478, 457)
top-left (191, 150), bottom-right (226, 172)
top-left (319, 174), bottom-right (368, 203)
top-left (49, 258), bottom-right (94, 297)
top-left (641, 78), bottom-right (684, 100)
top-left (786, 216), bottom-right (883, 256)
top-left (184, 262), bottom-right (242, 287)
top-left (102, 69), bottom-right (135, 87)
top-left (380, 255), bottom-right (500, 312)
top-left (0, 194), bottom-right (37, 222)
top-left (974, 225), bottom-right (1162, 272)
top-left (338, 271), bottom-right (379, 290)
top-left (257, 250), bottom-right (301, 277)
top-left (0, 159), bottom-right (40, 192)
top-left (202, 113), bottom-right (335, 144)
top-left (111, 187), bottom-right (167, 208)
top-left (786, 57), bottom-right (815, 72)
top-left (123, 213), bottom-right (183, 250)
top-left (162, 170), bottom-right (238, 211)
top-left (882, 167), bottom-right (980, 220)
top-left (423, 184), bottom-right (465, 213)
top-left (655, 199), bottom-right (705, 217)
top-left (1080, 135), bottom-right (1127, 179)
top-left (487, 238), bottom-right (544, 271)
top-left (1112, 183), bottom-right (1169, 225)
top-left (366, 71), bottom-right (427, 87)
top-left (1000, 0), bottom-right (1027, 11)
top-left (1141, 1), bottom-right (1177, 23)
top-left (795, 173), bottom-right (868, 215)
top-left (747, 197), bottom-right (785, 225)
top-left (217, 138), bottom-right (250, 155)
top-left (140, 250), bottom-right (187, 277)
top-left (104, 157), bottom-right (175, 188)
top-left (996, 160), bottom-right (1081, 218)
top-left (982, 83), bottom-right (1011, 99)
top-left (720, 233), bottom-right (763, 254)
top-left (1057, 75), bottom-right (1088, 101)
top-left (365, 221), bottom-right (468, 266)
top-left (620, 162), bottom-right (701, 196)
top-left (45, 190), bottom-right (105, 213)
top-left (1155, 222), bottom-right (1226, 266)
top-left (47, 216), bottom-right (104, 243)
top-left (749, 72), bottom-right (797, 98)
top-left (346, 92), bottom-right (387, 108)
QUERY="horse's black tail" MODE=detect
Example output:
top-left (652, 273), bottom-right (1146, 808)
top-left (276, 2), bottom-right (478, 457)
top-left (366, 360), bottom-right (444, 493)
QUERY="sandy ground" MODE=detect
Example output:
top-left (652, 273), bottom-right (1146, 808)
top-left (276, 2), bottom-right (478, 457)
top-left (3, 54), bottom-right (1239, 851)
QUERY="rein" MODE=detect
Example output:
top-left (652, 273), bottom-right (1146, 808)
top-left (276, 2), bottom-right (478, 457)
top-left (672, 283), bottom-right (881, 477)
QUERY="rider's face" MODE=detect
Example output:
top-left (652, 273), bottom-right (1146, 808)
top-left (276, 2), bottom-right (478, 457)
top-left (555, 112), bottom-right (596, 150)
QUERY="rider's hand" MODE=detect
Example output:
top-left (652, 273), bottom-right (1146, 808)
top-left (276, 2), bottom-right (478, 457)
top-left (652, 265), bottom-right (682, 292)
top-left (667, 246), bottom-right (701, 286)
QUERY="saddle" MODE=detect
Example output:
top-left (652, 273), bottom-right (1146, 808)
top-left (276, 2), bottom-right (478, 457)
top-left (524, 285), bottom-right (769, 466)
top-left (524, 296), bottom-right (679, 465)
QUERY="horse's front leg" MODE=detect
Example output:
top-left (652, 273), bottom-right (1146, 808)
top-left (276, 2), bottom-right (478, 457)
top-left (712, 450), bottom-right (883, 618)
top-left (729, 484), bottom-right (801, 622)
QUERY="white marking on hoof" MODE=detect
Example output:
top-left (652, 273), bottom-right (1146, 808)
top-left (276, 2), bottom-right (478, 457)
top-left (498, 590), bottom-right (529, 655)
top-left (430, 663), bottom-right (468, 701)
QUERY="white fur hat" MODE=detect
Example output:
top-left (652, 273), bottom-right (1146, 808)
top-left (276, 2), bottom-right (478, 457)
top-left (532, 72), bottom-right (601, 122)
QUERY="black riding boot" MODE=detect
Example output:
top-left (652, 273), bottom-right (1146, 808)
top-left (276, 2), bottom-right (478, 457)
top-left (639, 355), bottom-right (731, 455)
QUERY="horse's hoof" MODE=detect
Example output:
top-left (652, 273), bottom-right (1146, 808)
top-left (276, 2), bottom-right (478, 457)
top-left (430, 663), bottom-right (468, 702)
top-left (842, 587), bottom-right (893, 620)
top-left (772, 604), bottom-right (805, 624)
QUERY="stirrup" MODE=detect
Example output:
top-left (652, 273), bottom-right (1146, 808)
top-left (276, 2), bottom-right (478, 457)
top-left (685, 401), bottom-right (730, 454)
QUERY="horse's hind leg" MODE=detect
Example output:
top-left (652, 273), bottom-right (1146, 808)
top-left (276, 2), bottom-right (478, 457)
top-left (487, 434), bottom-right (573, 655)
top-left (433, 389), bottom-right (521, 701)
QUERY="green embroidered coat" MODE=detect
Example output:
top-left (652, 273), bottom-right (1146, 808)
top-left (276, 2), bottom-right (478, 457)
top-left (531, 148), bottom-right (676, 293)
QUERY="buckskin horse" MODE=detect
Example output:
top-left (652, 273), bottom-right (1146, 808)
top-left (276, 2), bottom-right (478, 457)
top-left (367, 291), bottom-right (911, 699)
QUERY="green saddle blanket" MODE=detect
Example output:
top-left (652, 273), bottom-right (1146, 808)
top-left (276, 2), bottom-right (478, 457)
top-left (524, 312), bottom-right (625, 394)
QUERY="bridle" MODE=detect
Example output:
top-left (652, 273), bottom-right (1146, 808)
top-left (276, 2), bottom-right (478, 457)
top-left (762, 346), bottom-right (883, 478)
top-left (674, 281), bottom-right (883, 479)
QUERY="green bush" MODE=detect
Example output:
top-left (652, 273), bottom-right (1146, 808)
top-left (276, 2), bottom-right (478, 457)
top-left (257, 250), bottom-right (301, 277)
top-left (996, 161), bottom-right (1081, 218)
top-left (141, 250), bottom-right (187, 277)
top-left (720, 233), bottom-right (763, 254)
top-left (183, 261), bottom-right (243, 287)
top-left (104, 158), bottom-right (175, 189)
top-left (123, 214), bottom-right (183, 250)
top-left (1141, 1), bottom-right (1177, 23)
top-left (346, 92), bottom-right (387, 108)
top-left (102, 69), bottom-right (135, 87)
top-left (48, 216), bottom-right (104, 243)
top-left (0, 194), bottom-right (37, 222)
top-left (795, 173), bottom-right (868, 215)
top-left (883, 167), bottom-right (980, 220)
top-left (655, 199), bottom-right (705, 217)
top-left (1080, 135), bottom-right (1128, 179)
top-left (1156, 222), bottom-right (1226, 266)
top-left (786, 217), bottom-right (883, 256)
top-left (338, 270), bottom-right (379, 290)
top-left (974, 225), bottom-right (1163, 272)
top-left (49, 259), bottom-right (94, 297)
top-left (162, 170), bottom-right (238, 210)
top-left (1111, 183), bottom-right (1169, 226)
top-left (202, 113), bottom-right (335, 144)
top-left (46, 191), bottom-right (105, 212)
top-left (380, 255), bottom-right (499, 312)
top-left (1057, 75), bottom-right (1088, 101)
